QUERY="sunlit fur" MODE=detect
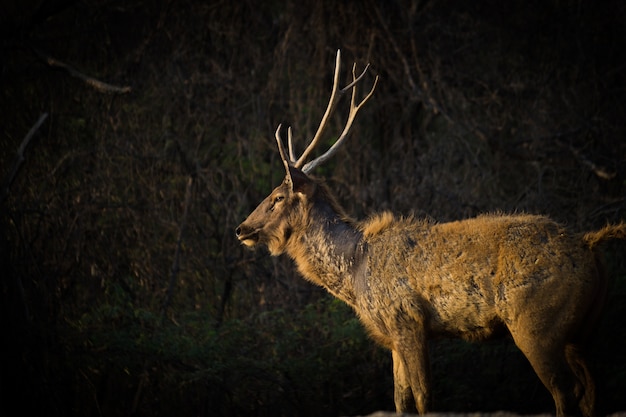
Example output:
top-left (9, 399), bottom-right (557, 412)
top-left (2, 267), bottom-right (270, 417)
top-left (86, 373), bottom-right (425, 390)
top-left (237, 171), bottom-right (352, 257)
top-left (237, 167), bottom-right (626, 417)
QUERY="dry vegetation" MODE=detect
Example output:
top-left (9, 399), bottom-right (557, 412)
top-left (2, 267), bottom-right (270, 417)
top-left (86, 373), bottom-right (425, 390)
top-left (1, 1), bottom-right (625, 416)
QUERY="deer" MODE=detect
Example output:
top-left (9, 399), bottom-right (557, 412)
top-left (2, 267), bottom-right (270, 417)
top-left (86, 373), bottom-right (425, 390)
top-left (235, 50), bottom-right (626, 417)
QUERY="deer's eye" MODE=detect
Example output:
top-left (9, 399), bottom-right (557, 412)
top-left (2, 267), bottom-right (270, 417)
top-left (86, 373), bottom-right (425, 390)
top-left (269, 195), bottom-right (284, 212)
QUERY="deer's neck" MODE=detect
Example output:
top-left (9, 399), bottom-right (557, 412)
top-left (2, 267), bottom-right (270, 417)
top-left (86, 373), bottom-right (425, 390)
top-left (286, 201), bottom-right (366, 307)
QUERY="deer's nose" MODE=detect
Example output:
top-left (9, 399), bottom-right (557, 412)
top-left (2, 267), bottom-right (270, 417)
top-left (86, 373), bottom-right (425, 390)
top-left (235, 226), bottom-right (242, 236)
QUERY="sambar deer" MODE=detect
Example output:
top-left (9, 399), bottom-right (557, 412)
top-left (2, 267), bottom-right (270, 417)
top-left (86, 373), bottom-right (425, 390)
top-left (236, 50), bottom-right (626, 416)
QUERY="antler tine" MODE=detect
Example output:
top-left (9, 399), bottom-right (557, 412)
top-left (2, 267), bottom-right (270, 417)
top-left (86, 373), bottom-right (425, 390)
top-left (301, 65), bottom-right (379, 174)
top-left (274, 124), bottom-right (291, 164)
top-left (340, 62), bottom-right (371, 93)
top-left (294, 49), bottom-right (344, 169)
top-left (274, 124), bottom-right (296, 183)
top-left (287, 126), bottom-right (296, 162)
top-left (275, 124), bottom-right (298, 166)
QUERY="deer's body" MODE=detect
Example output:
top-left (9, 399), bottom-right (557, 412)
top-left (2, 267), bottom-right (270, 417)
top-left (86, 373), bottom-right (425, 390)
top-left (357, 212), bottom-right (600, 345)
top-left (286, 189), bottom-right (602, 347)
top-left (236, 51), bottom-right (625, 416)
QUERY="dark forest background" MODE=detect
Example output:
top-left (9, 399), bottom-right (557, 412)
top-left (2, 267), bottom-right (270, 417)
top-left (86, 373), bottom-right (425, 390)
top-left (1, 1), bottom-right (625, 416)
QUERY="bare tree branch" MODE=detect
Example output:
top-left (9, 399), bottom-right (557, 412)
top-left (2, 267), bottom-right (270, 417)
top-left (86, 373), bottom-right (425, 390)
top-left (35, 50), bottom-right (132, 94)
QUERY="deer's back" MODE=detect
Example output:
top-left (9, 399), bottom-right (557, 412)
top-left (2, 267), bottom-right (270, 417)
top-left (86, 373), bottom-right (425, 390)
top-left (355, 213), bottom-right (599, 347)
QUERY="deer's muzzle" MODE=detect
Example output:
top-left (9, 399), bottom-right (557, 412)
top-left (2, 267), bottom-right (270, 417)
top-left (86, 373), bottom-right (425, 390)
top-left (235, 224), bottom-right (259, 247)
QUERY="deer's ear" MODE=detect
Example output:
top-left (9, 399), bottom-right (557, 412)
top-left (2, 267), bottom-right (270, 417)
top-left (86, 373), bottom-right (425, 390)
top-left (286, 165), bottom-right (315, 195)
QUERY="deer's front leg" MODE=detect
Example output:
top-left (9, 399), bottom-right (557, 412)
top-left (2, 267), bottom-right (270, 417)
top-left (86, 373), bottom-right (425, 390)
top-left (392, 349), bottom-right (417, 412)
top-left (392, 330), bottom-right (431, 414)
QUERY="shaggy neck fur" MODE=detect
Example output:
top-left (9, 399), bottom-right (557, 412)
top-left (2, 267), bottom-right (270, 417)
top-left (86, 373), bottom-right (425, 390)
top-left (285, 191), bottom-right (366, 308)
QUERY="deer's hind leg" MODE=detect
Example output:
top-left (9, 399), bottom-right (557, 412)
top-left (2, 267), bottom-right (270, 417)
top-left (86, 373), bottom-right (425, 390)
top-left (508, 328), bottom-right (587, 417)
top-left (565, 344), bottom-right (596, 417)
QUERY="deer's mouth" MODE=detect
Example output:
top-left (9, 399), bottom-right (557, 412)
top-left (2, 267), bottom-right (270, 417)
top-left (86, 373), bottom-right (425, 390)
top-left (240, 236), bottom-right (258, 247)
top-left (236, 226), bottom-right (259, 247)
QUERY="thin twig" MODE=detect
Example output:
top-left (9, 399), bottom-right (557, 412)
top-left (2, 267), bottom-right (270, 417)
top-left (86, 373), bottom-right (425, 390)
top-left (1, 113), bottom-right (48, 203)
top-left (555, 137), bottom-right (616, 180)
top-left (35, 49), bottom-right (132, 94)
top-left (161, 176), bottom-right (194, 318)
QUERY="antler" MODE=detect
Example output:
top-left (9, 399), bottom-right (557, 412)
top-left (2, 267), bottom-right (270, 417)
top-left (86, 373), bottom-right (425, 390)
top-left (275, 49), bottom-right (379, 174)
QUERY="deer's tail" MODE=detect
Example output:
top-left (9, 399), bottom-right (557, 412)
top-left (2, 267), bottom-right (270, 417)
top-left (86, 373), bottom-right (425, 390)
top-left (582, 222), bottom-right (626, 250)
top-left (576, 222), bottom-right (625, 344)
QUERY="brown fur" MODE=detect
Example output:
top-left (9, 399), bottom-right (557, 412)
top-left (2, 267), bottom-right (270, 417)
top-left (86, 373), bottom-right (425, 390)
top-left (583, 222), bottom-right (626, 249)
top-left (237, 167), bottom-right (625, 417)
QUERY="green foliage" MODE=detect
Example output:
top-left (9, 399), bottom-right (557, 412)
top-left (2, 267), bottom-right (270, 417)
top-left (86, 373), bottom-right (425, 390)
top-left (58, 296), bottom-right (388, 416)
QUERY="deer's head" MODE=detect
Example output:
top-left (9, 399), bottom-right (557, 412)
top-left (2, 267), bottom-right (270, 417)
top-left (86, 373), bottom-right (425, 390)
top-left (236, 165), bottom-right (316, 255)
top-left (236, 50), bottom-right (378, 255)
